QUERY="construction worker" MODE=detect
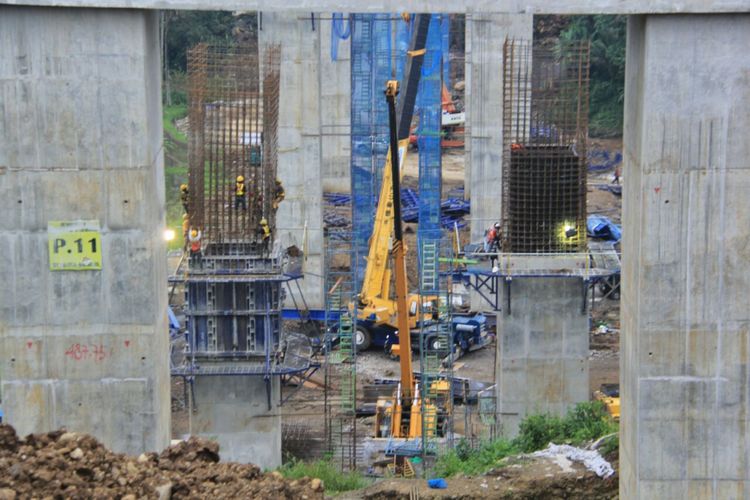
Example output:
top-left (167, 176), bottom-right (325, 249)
top-left (181, 214), bottom-right (190, 251)
top-left (272, 179), bottom-right (285, 210)
top-left (613, 165), bottom-right (621, 185)
top-left (180, 184), bottom-right (189, 214)
top-left (484, 222), bottom-right (502, 253)
top-left (188, 228), bottom-right (203, 269)
top-left (258, 217), bottom-right (271, 252)
top-left (234, 175), bottom-right (247, 210)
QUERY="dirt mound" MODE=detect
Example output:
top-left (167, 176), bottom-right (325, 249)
top-left (0, 424), bottom-right (323, 500)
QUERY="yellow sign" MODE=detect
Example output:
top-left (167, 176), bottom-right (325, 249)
top-left (48, 220), bottom-right (102, 271)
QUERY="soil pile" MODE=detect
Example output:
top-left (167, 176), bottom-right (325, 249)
top-left (0, 424), bottom-right (323, 500)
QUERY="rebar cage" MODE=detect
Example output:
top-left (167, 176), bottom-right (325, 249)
top-left (187, 43), bottom-right (281, 249)
top-left (501, 40), bottom-right (590, 253)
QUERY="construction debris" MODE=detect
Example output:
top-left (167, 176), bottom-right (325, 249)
top-left (532, 443), bottom-right (615, 478)
top-left (0, 425), bottom-right (323, 499)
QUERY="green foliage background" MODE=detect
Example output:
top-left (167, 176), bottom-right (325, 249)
top-left (559, 15), bottom-right (627, 137)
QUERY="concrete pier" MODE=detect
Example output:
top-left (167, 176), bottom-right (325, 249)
top-left (621, 14), bottom-right (750, 497)
top-left (0, 6), bottom-right (170, 454)
top-left (190, 377), bottom-right (281, 469)
top-left (260, 13), bottom-right (325, 309)
top-left (320, 14), bottom-right (352, 193)
top-left (495, 257), bottom-right (590, 436)
top-left (464, 13), bottom-right (531, 243)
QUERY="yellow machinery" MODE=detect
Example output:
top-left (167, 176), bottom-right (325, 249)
top-left (594, 384), bottom-right (620, 421)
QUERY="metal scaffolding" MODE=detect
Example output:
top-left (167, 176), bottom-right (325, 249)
top-left (418, 238), bottom-right (455, 464)
top-left (501, 40), bottom-right (590, 253)
top-left (323, 230), bottom-right (358, 471)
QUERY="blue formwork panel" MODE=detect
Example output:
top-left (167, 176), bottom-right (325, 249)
top-left (186, 280), bottom-right (281, 356)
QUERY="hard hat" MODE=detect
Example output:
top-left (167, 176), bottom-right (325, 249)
top-left (237, 175), bottom-right (244, 182)
top-left (180, 183), bottom-right (188, 191)
top-left (260, 217), bottom-right (268, 225)
top-left (190, 229), bottom-right (198, 237)
top-left (275, 178), bottom-right (281, 184)
top-left (494, 222), bottom-right (501, 229)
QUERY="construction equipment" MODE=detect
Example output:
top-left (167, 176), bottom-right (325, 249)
top-left (593, 383), bottom-right (620, 421)
top-left (353, 16), bottom-right (487, 359)
top-left (359, 15), bottom-right (445, 442)
top-left (409, 83), bottom-right (465, 149)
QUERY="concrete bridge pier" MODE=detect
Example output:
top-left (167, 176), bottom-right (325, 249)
top-left (621, 14), bottom-right (750, 498)
top-left (0, 6), bottom-right (170, 454)
top-left (260, 12), bottom-right (324, 310)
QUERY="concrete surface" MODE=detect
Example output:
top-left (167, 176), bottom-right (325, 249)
top-left (466, 13), bottom-right (532, 243)
top-left (621, 14), bottom-right (750, 498)
top-left (0, 6), bottom-right (170, 454)
top-left (2, 0), bottom-right (749, 14)
top-left (260, 13), bottom-right (324, 309)
top-left (496, 274), bottom-right (589, 437)
top-left (190, 375), bottom-right (281, 469)
top-left (319, 13), bottom-right (351, 193)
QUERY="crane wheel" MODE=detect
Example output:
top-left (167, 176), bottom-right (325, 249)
top-left (355, 325), bottom-right (372, 351)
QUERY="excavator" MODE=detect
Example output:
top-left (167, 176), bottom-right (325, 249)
top-left (356, 15), bottom-right (452, 442)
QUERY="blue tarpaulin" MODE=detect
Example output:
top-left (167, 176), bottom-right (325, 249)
top-left (587, 215), bottom-right (622, 242)
top-left (167, 306), bottom-right (180, 331)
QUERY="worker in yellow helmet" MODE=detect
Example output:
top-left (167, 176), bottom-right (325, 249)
top-left (234, 175), bottom-right (247, 210)
top-left (272, 179), bottom-right (285, 210)
top-left (180, 183), bottom-right (189, 213)
top-left (188, 227), bottom-right (203, 269)
top-left (259, 217), bottom-right (271, 252)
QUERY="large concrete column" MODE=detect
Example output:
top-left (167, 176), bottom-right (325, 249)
top-left (190, 377), bottom-right (281, 469)
top-left (320, 13), bottom-right (351, 193)
top-left (0, 7), bottom-right (169, 454)
top-left (260, 13), bottom-right (324, 309)
top-left (465, 13), bottom-right (532, 243)
top-left (621, 14), bottom-right (750, 498)
top-left (495, 258), bottom-right (589, 437)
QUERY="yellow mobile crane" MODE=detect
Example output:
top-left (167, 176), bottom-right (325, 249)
top-left (355, 16), bottom-right (437, 355)
top-left (363, 14), bottom-right (449, 440)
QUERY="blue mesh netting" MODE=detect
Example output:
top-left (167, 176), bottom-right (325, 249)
top-left (441, 15), bottom-right (450, 89)
top-left (350, 14), bottom-right (392, 283)
top-left (417, 15), bottom-right (443, 250)
top-left (331, 13), bottom-right (351, 62)
top-left (351, 15), bottom-right (374, 283)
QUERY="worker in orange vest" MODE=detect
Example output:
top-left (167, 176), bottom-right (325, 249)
top-left (484, 222), bottom-right (502, 253)
top-left (188, 228), bottom-right (203, 269)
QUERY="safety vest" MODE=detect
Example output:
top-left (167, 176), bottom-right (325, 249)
top-left (236, 182), bottom-right (245, 196)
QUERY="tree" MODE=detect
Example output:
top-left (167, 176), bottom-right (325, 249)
top-left (164, 11), bottom-right (236, 72)
top-left (560, 15), bottom-right (626, 137)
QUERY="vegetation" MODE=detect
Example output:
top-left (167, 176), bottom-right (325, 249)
top-left (278, 457), bottom-right (371, 495)
top-left (163, 11), bottom-right (236, 72)
top-left (163, 104), bottom-right (189, 251)
top-left (559, 15), bottom-right (627, 137)
top-left (433, 401), bottom-right (618, 477)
